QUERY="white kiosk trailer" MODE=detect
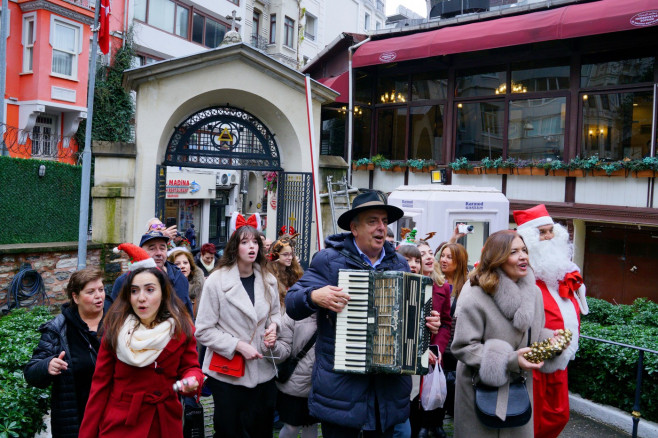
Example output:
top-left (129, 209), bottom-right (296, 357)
top-left (388, 185), bottom-right (510, 267)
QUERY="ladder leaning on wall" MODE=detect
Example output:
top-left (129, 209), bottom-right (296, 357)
top-left (326, 175), bottom-right (352, 235)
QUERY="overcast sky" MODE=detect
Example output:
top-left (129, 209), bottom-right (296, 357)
top-left (386, 0), bottom-right (427, 17)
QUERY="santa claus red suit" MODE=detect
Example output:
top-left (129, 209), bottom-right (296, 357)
top-left (514, 204), bottom-right (589, 438)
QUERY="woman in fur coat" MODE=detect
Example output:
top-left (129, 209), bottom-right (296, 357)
top-left (195, 222), bottom-right (283, 438)
top-left (451, 230), bottom-right (562, 437)
top-left (79, 266), bottom-right (202, 437)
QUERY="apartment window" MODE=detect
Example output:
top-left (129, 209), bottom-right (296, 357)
top-left (135, 0), bottom-right (146, 21)
top-left (23, 14), bottom-right (36, 73)
top-left (175, 5), bottom-right (189, 38)
top-left (269, 14), bottom-right (276, 44)
top-left (376, 21), bottom-right (381, 30)
top-left (304, 13), bottom-right (316, 41)
top-left (227, 0), bottom-right (239, 4)
top-left (191, 13), bottom-right (228, 48)
top-left (148, 0), bottom-right (175, 33)
top-left (32, 115), bottom-right (57, 157)
top-left (284, 16), bottom-right (294, 48)
top-left (51, 18), bottom-right (81, 79)
top-left (364, 13), bottom-right (370, 30)
top-left (252, 11), bottom-right (260, 38)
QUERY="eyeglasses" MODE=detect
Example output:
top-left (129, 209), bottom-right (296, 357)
top-left (278, 252), bottom-right (294, 258)
top-left (150, 224), bottom-right (166, 230)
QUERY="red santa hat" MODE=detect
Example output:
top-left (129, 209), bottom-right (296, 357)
top-left (513, 204), bottom-right (555, 231)
top-left (113, 243), bottom-right (158, 271)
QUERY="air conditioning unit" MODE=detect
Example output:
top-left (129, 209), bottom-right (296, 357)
top-left (217, 171), bottom-right (238, 188)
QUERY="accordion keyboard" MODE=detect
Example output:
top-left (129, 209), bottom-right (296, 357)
top-left (335, 270), bottom-right (371, 373)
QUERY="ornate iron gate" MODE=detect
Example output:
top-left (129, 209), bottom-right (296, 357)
top-left (277, 172), bottom-right (314, 270)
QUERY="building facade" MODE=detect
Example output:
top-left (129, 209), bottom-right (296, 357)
top-left (310, 0), bottom-right (658, 304)
top-left (2, 0), bottom-right (97, 163)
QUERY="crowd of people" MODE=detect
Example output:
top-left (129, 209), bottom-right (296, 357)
top-left (25, 197), bottom-right (587, 438)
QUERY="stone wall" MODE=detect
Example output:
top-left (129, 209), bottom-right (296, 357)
top-left (0, 243), bottom-right (130, 310)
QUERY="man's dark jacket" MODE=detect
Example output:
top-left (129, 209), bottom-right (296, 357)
top-left (111, 261), bottom-right (193, 316)
top-left (285, 232), bottom-right (411, 431)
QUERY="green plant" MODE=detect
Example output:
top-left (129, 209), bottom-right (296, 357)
top-left (371, 154), bottom-right (392, 169)
top-left (352, 157), bottom-right (372, 166)
top-left (501, 157), bottom-right (517, 169)
top-left (76, 30), bottom-right (135, 145)
top-left (569, 298), bottom-right (658, 422)
top-left (598, 161), bottom-right (624, 175)
top-left (449, 157), bottom-right (474, 171)
top-left (406, 158), bottom-right (434, 170)
top-left (0, 307), bottom-right (54, 437)
top-left (625, 156), bottom-right (658, 172)
top-left (568, 155), bottom-right (599, 171)
top-left (480, 157), bottom-right (495, 169)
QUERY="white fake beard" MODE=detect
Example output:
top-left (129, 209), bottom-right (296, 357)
top-left (519, 223), bottom-right (575, 290)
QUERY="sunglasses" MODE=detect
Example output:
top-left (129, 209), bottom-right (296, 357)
top-left (150, 224), bottom-right (166, 230)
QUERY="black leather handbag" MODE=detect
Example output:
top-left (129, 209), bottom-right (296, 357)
top-left (472, 328), bottom-right (532, 429)
top-left (473, 374), bottom-right (531, 429)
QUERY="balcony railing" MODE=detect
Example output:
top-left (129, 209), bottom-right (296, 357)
top-left (63, 0), bottom-right (95, 10)
top-left (249, 35), bottom-right (270, 51)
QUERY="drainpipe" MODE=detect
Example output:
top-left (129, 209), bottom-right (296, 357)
top-left (0, 0), bottom-right (9, 156)
top-left (347, 36), bottom-right (370, 186)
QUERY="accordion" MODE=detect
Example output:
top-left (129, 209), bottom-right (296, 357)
top-left (334, 269), bottom-right (433, 375)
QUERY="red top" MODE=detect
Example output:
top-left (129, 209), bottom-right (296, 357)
top-left (431, 282), bottom-right (452, 354)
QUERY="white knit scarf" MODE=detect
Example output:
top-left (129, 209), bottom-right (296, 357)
top-left (116, 315), bottom-right (174, 367)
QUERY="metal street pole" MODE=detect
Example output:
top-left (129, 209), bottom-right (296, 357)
top-left (77, 0), bottom-right (101, 269)
top-left (0, 0), bottom-right (10, 156)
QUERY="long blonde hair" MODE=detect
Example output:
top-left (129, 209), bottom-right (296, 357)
top-left (437, 243), bottom-right (469, 298)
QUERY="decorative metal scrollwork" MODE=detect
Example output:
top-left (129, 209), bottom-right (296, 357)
top-left (165, 106), bottom-right (281, 170)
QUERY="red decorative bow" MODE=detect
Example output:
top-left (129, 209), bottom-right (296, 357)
top-left (558, 271), bottom-right (583, 299)
top-left (280, 225), bottom-right (296, 236)
top-left (235, 214), bottom-right (259, 231)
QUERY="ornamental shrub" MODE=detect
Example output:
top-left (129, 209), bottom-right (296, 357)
top-left (569, 297), bottom-right (658, 422)
top-left (0, 307), bottom-right (54, 437)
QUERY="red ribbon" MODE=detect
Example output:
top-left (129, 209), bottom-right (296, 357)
top-left (235, 214), bottom-right (258, 231)
top-left (558, 271), bottom-right (583, 299)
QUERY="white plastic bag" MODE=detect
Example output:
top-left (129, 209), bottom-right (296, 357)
top-left (421, 363), bottom-right (447, 411)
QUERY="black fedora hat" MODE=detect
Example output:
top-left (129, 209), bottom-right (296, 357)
top-left (337, 192), bottom-right (404, 230)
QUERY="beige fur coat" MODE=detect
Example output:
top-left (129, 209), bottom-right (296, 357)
top-left (451, 270), bottom-right (554, 437)
top-left (195, 263), bottom-right (282, 388)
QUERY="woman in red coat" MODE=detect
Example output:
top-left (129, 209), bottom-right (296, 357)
top-left (79, 266), bottom-right (203, 437)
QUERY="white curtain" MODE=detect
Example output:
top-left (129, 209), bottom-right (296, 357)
top-left (52, 23), bottom-right (76, 76)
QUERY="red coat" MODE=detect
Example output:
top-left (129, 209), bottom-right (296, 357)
top-left (431, 282), bottom-right (452, 354)
top-left (79, 330), bottom-right (203, 438)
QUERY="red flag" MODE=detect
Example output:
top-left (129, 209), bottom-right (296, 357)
top-left (98, 0), bottom-right (111, 54)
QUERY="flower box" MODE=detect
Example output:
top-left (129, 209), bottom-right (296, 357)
top-left (410, 165), bottom-right (437, 173)
top-left (381, 165), bottom-right (406, 172)
top-left (496, 168), bottom-right (513, 175)
top-left (569, 169), bottom-right (587, 177)
top-left (452, 168), bottom-right (481, 175)
top-left (591, 169), bottom-right (626, 177)
top-left (514, 167), bottom-right (546, 176)
top-left (631, 170), bottom-right (656, 178)
top-left (550, 169), bottom-right (569, 177)
top-left (352, 163), bottom-right (375, 171)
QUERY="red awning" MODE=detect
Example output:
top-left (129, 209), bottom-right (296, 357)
top-left (354, 0), bottom-right (658, 68)
top-left (317, 72), bottom-right (350, 103)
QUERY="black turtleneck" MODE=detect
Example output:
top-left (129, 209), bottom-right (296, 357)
top-left (63, 304), bottom-right (102, 421)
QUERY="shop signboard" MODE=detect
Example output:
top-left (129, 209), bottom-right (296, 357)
top-left (165, 170), bottom-right (216, 199)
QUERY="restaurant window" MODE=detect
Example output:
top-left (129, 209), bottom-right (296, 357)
top-left (321, 108), bottom-right (346, 156)
top-left (581, 56), bottom-right (654, 88)
top-left (508, 98), bottom-right (566, 160)
top-left (581, 91), bottom-right (653, 160)
top-left (377, 74), bottom-right (409, 104)
top-left (511, 60), bottom-right (570, 93)
top-left (284, 16), bottom-right (294, 47)
top-left (456, 67), bottom-right (506, 98)
top-left (410, 105), bottom-right (444, 162)
top-left (355, 70), bottom-right (373, 105)
top-left (269, 14), bottom-right (276, 44)
top-left (353, 107), bottom-right (372, 159)
top-left (376, 108), bottom-right (407, 161)
top-left (455, 101), bottom-right (505, 161)
top-left (412, 71), bottom-right (448, 101)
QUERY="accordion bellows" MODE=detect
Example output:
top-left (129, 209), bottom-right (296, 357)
top-left (334, 270), bottom-right (433, 375)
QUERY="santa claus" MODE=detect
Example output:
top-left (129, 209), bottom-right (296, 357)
top-left (513, 204), bottom-right (589, 438)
